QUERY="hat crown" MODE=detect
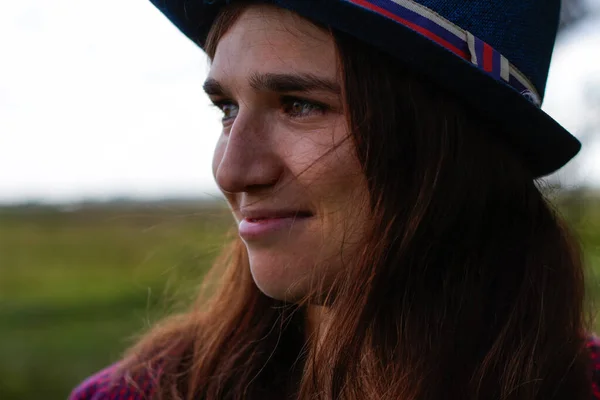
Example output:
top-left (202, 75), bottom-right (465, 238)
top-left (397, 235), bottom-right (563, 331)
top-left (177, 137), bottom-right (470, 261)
top-left (406, 0), bottom-right (561, 98)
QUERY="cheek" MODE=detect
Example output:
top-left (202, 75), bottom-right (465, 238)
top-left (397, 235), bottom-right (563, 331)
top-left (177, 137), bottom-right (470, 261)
top-left (315, 146), bottom-right (371, 242)
top-left (308, 141), bottom-right (366, 204)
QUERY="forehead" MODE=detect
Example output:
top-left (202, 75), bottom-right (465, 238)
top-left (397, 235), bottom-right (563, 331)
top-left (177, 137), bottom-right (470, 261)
top-left (209, 5), bottom-right (337, 81)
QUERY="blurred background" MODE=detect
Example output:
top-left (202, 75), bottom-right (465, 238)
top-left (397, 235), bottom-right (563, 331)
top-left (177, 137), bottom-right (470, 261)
top-left (1, 0), bottom-right (599, 398)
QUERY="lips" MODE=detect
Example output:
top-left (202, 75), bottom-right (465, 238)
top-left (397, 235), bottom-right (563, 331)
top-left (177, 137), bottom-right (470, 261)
top-left (238, 209), bottom-right (314, 240)
top-left (241, 209), bottom-right (313, 222)
top-left (245, 211), bottom-right (313, 222)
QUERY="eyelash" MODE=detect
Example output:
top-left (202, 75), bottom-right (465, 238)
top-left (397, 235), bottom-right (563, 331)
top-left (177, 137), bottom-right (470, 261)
top-left (211, 96), bottom-right (329, 122)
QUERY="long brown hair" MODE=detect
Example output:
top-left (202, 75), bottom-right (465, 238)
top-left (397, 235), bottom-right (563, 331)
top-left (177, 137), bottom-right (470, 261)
top-left (119, 3), bottom-right (594, 399)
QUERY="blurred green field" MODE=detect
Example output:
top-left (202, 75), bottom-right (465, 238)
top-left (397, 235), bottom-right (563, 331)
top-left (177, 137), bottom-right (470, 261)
top-left (0, 201), bottom-right (233, 399)
top-left (1, 194), bottom-right (600, 399)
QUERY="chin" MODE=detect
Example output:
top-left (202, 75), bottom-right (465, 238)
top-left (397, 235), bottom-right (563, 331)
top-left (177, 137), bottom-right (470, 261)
top-left (247, 252), bottom-right (312, 302)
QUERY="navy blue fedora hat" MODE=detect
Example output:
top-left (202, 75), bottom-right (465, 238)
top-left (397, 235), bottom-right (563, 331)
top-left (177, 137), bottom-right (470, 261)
top-left (150, 0), bottom-right (581, 177)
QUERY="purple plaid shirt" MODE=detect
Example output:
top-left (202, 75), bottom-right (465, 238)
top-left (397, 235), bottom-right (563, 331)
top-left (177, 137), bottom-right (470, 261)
top-left (70, 336), bottom-right (600, 400)
top-left (69, 363), bottom-right (155, 400)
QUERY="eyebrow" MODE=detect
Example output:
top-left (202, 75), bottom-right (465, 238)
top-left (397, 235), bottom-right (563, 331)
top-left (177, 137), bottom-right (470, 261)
top-left (202, 72), bottom-right (341, 96)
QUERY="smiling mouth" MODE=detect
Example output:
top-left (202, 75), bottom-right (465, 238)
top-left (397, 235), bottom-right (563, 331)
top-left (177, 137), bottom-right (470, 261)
top-left (245, 211), bottom-right (313, 223)
top-left (238, 210), bottom-right (314, 240)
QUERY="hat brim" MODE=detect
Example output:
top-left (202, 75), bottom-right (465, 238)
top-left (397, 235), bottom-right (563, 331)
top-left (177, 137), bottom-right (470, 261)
top-left (150, 0), bottom-right (581, 178)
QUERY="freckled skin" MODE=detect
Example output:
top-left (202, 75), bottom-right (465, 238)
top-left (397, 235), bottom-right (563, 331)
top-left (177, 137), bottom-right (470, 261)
top-left (209, 5), bottom-right (371, 302)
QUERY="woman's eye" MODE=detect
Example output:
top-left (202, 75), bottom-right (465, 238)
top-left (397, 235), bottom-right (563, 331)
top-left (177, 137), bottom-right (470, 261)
top-left (213, 102), bottom-right (239, 121)
top-left (282, 97), bottom-right (326, 118)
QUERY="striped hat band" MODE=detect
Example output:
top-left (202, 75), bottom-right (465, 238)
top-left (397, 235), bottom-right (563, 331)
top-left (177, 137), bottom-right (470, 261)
top-left (345, 0), bottom-right (542, 107)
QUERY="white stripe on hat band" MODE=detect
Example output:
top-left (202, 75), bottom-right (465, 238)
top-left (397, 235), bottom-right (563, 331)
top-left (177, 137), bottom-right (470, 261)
top-left (389, 0), bottom-right (464, 38)
top-left (511, 66), bottom-right (536, 94)
top-left (500, 56), bottom-right (510, 82)
top-left (375, 0), bottom-right (542, 106)
top-left (466, 32), bottom-right (478, 65)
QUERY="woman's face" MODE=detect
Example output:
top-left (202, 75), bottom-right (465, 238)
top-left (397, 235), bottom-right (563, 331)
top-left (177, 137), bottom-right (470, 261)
top-left (207, 5), bottom-right (370, 301)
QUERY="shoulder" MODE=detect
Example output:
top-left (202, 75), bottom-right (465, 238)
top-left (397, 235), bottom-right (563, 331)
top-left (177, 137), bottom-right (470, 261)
top-left (68, 363), bottom-right (157, 400)
top-left (588, 335), bottom-right (600, 399)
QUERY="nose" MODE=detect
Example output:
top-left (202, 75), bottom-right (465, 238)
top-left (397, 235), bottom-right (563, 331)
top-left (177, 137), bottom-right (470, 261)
top-left (214, 115), bottom-right (283, 195)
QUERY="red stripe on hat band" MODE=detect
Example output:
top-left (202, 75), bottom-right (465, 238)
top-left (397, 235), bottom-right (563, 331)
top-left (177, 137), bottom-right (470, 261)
top-left (350, 0), bottom-right (469, 59)
top-left (483, 42), bottom-right (493, 72)
top-left (345, 0), bottom-right (541, 107)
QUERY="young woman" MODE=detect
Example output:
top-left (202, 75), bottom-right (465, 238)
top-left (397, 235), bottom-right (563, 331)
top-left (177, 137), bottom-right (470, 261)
top-left (71, 1), bottom-right (600, 399)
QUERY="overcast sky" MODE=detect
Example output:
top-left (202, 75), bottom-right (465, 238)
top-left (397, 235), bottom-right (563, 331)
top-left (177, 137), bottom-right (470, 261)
top-left (1, 0), bottom-right (599, 204)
